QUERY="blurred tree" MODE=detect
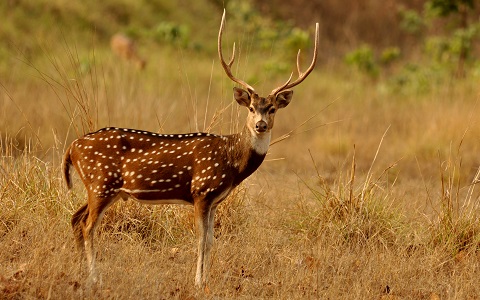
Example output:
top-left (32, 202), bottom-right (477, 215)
top-left (426, 0), bottom-right (474, 16)
top-left (426, 0), bottom-right (478, 77)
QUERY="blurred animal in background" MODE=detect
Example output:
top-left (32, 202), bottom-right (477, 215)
top-left (110, 33), bottom-right (146, 69)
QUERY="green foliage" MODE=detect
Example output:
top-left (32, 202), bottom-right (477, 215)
top-left (345, 45), bottom-right (379, 78)
top-left (425, 36), bottom-right (453, 63)
top-left (423, 0), bottom-right (479, 77)
top-left (424, 23), bottom-right (480, 66)
top-left (399, 8), bottom-right (425, 34)
top-left (263, 59), bottom-right (290, 74)
top-left (226, 0), bottom-right (259, 25)
top-left (224, 0), bottom-right (316, 75)
top-left (381, 0), bottom-right (480, 87)
top-left (388, 63), bottom-right (446, 94)
top-left (450, 24), bottom-right (480, 58)
top-left (380, 47), bottom-right (401, 65)
top-left (151, 21), bottom-right (190, 47)
top-left (345, 45), bottom-right (401, 79)
top-left (284, 27), bottom-right (310, 55)
top-left (426, 0), bottom-right (475, 17)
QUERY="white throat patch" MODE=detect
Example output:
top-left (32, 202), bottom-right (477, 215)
top-left (248, 129), bottom-right (271, 155)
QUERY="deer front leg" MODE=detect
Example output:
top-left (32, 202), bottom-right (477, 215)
top-left (194, 200), bottom-right (208, 287)
top-left (203, 204), bottom-right (217, 285)
top-left (194, 199), bottom-right (218, 287)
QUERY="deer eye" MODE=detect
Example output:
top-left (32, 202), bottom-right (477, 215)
top-left (269, 108), bottom-right (276, 114)
top-left (248, 107), bottom-right (254, 113)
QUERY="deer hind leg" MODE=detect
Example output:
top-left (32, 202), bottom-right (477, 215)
top-left (72, 203), bottom-right (89, 253)
top-left (75, 193), bottom-right (119, 283)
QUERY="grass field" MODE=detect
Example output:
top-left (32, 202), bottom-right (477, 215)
top-left (2, 3), bottom-right (480, 299)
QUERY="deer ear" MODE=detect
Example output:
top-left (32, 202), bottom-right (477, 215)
top-left (276, 90), bottom-right (293, 108)
top-left (233, 87), bottom-right (251, 107)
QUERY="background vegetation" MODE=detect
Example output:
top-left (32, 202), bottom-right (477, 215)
top-left (1, 0), bottom-right (480, 298)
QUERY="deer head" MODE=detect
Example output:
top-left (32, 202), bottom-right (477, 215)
top-left (218, 10), bottom-right (319, 139)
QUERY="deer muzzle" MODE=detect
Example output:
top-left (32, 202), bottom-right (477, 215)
top-left (255, 120), bottom-right (268, 133)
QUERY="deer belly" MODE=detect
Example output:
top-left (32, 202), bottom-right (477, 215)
top-left (119, 187), bottom-right (193, 205)
top-left (134, 198), bottom-right (192, 205)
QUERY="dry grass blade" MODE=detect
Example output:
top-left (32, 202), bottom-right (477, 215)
top-left (360, 125), bottom-right (390, 205)
top-left (204, 102), bottom-right (234, 133)
top-left (0, 82), bottom-right (43, 149)
top-left (270, 98), bottom-right (341, 146)
top-left (19, 40), bottom-right (99, 135)
top-left (203, 60), bottom-right (215, 132)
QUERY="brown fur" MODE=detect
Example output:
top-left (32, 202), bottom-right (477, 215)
top-left (62, 146), bottom-right (73, 189)
top-left (110, 33), bottom-right (146, 69)
top-left (71, 204), bottom-right (88, 251)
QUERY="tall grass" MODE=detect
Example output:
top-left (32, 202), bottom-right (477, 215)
top-left (298, 134), bottom-right (405, 250)
top-left (428, 140), bottom-right (480, 255)
top-left (2, 112), bottom-right (480, 298)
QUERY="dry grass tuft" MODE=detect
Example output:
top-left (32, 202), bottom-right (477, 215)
top-left (428, 145), bottom-right (480, 255)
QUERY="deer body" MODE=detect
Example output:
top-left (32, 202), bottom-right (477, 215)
top-left (65, 126), bottom-right (268, 205)
top-left (64, 11), bottom-right (318, 287)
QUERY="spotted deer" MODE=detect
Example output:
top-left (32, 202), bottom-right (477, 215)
top-left (64, 11), bottom-right (318, 287)
top-left (110, 33), bottom-right (146, 69)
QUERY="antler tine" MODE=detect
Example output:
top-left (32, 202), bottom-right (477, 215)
top-left (270, 72), bottom-right (293, 96)
top-left (218, 10), bottom-right (255, 94)
top-left (296, 49), bottom-right (302, 76)
top-left (271, 23), bottom-right (319, 95)
top-left (228, 42), bottom-right (235, 68)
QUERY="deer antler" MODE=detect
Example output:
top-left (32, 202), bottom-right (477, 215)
top-left (270, 23), bottom-right (319, 96)
top-left (218, 10), bottom-right (256, 94)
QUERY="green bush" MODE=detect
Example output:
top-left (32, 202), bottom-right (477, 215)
top-left (345, 44), bottom-right (379, 78)
top-left (380, 47), bottom-right (401, 65)
top-left (152, 21), bottom-right (190, 47)
top-left (399, 8), bottom-right (425, 34)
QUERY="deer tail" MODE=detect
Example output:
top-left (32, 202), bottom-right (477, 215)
top-left (63, 145), bottom-right (73, 189)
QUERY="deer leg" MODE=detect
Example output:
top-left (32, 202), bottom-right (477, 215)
top-left (72, 203), bottom-right (89, 253)
top-left (194, 199), bottom-right (214, 287)
top-left (202, 204), bottom-right (218, 285)
top-left (82, 194), bottom-right (119, 283)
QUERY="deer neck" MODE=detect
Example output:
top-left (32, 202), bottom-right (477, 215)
top-left (247, 124), bottom-right (271, 155)
top-left (225, 126), bottom-right (270, 186)
top-left (234, 125), bottom-right (271, 155)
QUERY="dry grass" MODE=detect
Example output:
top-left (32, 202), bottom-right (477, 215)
top-left (2, 31), bottom-right (480, 299)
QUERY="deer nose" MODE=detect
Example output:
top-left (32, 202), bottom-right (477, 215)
top-left (255, 121), bottom-right (268, 133)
